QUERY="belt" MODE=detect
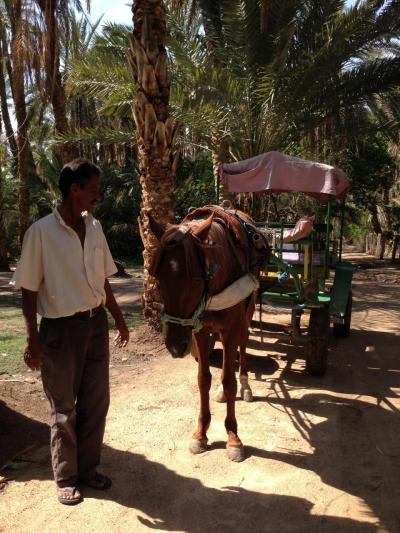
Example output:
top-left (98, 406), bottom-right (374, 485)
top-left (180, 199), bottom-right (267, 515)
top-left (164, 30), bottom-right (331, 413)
top-left (66, 305), bottom-right (103, 319)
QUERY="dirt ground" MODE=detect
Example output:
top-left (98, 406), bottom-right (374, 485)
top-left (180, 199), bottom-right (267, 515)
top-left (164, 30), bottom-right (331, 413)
top-left (1, 253), bottom-right (400, 533)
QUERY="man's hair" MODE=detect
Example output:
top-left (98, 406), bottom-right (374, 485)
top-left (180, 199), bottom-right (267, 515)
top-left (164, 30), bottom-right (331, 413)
top-left (59, 158), bottom-right (101, 199)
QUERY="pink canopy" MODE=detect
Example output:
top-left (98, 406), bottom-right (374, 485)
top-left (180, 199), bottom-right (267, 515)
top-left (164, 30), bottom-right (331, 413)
top-left (220, 151), bottom-right (351, 202)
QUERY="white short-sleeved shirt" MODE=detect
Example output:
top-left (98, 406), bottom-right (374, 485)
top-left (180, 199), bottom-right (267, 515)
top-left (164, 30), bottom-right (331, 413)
top-left (10, 208), bottom-right (117, 318)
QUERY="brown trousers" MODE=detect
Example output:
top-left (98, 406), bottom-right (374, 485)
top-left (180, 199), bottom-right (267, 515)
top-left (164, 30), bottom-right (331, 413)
top-left (39, 308), bottom-right (110, 487)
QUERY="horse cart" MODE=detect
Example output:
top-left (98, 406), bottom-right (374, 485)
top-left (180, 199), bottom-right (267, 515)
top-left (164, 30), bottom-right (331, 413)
top-left (220, 151), bottom-right (354, 376)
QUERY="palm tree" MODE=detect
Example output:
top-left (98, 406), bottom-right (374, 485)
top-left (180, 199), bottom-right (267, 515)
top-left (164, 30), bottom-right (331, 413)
top-left (34, 0), bottom-right (73, 162)
top-left (0, 144), bottom-right (10, 270)
top-left (0, 27), bottom-right (17, 162)
top-left (65, 19), bottom-right (136, 162)
top-left (129, 1), bottom-right (177, 322)
top-left (8, 0), bottom-right (31, 241)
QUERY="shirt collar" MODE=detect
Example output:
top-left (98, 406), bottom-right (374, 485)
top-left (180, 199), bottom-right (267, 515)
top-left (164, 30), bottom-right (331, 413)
top-left (53, 207), bottom-right (94, 228)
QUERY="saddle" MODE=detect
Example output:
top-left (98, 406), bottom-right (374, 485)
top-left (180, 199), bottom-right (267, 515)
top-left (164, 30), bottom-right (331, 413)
top-left (183, 205), bottom-right (269, 259)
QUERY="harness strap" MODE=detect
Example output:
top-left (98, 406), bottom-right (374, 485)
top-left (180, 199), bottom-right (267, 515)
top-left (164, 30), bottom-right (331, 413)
top-left (161, 293), bottom-right (209, 333)
top-left (214, 217), bottom-right (246, 274)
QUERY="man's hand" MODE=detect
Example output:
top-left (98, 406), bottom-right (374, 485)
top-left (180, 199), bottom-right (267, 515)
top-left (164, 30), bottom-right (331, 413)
top-left (114, 319), bottom-right (129, 348)
top-left (23, 336), bottom-right (43, 370)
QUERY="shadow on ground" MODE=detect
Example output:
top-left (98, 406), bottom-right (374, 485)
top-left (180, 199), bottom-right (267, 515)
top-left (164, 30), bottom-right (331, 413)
top-left (5, 440), bottom-right (379, 533)
top-left (0, 400), bottom-right (48, 467)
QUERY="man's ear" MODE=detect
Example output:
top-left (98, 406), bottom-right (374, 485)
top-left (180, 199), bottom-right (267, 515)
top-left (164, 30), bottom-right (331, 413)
top-left (148, 213), bottom-right (165, 241)
top-left (192, 214), bottom-right (213, 241)
top-left (70, 183), bottom-right (80, 197)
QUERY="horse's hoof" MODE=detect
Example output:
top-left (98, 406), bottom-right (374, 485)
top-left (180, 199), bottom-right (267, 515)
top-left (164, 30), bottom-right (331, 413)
top-left (226, 444), bottom-right (245, 462)
top-left (215, 384), bottom-right (226, 403)
top-left (240, 386), bottom-right (253, 402)
top-left (189, 438), bottom-right (208, 454)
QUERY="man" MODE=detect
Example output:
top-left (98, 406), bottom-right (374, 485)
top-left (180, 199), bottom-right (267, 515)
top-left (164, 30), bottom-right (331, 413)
top-left (11, 158), bottom-right (129, 505)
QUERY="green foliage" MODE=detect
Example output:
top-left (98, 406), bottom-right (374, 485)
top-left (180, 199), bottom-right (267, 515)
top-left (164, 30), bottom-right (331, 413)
top-left (348, 130), bottom-right (396, 210)
top-left (2, 1), bottom-right (400, 265)
top-left (347, 220), bottom-right (370, 251)
top-left (2, 174), bottom-right (20, 260)
top-left (95, 164), bottom-right (142, 259)
top-left (0, 305), bottom-right (25, 375)
top-left (175, 151), bottom-right (215, 221)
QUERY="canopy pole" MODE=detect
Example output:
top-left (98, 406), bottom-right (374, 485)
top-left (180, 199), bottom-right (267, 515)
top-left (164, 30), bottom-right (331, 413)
top-left (325, 197), bottom-right (332, 280)
top-left (339, 197), bottom-right (346, 262)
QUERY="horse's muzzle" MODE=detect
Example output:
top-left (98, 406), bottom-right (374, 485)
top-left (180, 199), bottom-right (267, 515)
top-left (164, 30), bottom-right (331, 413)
top-left (167, 339), bottom-right (191, 358)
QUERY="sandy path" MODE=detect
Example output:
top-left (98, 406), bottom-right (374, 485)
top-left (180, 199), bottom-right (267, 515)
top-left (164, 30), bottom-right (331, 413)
top-left (1, 255), bottom-right (400, 532)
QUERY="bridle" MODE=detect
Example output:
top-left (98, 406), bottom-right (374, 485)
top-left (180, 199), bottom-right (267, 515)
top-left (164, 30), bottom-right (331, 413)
top-left (151, 211), bottom-right (267, 333)
top-left (161, 292), bottom-right (209, 333)
top-left (152, 227), bottom-right (212, 333)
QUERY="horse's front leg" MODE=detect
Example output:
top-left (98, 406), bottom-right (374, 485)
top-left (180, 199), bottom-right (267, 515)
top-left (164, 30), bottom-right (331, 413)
top-left (189, 330), bottom-right (212, 454)
top-left (238, 323), bottom-right (253, 402)
top-left (220, 329), bottom-right (245, 462)
top-left (239, 294), bottom-right (255, 402)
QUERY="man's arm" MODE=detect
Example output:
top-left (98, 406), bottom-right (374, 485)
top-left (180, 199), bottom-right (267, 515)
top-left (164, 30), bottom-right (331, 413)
top-left (21, 288), bottom-right (43, 370)
top-left (104, 279), bottom-right (129, 347)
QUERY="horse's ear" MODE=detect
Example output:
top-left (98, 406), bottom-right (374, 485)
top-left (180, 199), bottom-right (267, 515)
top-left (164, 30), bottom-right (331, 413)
top-left (192, 214), bottom-right (213, 241)
top-left (148, 213), bottom-right (165, 241)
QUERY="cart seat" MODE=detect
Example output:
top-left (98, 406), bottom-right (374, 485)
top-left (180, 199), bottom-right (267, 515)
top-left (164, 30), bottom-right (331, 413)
top-left (281, 251), bottom-right (324, 265)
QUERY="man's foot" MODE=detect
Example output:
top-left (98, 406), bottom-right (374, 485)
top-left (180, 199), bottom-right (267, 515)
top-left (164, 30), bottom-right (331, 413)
top-left (57, 486), bottom-right (82, 505)
top-left (79, 472), bottom-right (112, 490)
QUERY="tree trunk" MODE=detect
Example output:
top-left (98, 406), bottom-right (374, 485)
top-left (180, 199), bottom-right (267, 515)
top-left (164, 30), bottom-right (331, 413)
top-left (370, 204), bottom-right (385, 259)
top-left (39, 0), bottom-right (74, 163)
top-left (391, 235), bottom-right (399, 263)
top-left (211, 134), bottom-right (233, 205)
top-left (10, 0), bottom-right (30, 242)
top-left (129, 0), bottom-right (176, 324)
top-left (0, 36), bottom-right (18, 161)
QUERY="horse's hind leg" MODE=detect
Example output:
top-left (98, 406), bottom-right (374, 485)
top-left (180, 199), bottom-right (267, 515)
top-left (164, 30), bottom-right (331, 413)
top-left (189, 331), bottom-right (212, 455)
top-left (220, 330), bottom-right (245, 462)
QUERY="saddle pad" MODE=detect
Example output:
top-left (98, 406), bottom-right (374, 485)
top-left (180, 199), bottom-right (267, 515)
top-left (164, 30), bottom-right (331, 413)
top-left (207, 273), bottom-right (259, 311)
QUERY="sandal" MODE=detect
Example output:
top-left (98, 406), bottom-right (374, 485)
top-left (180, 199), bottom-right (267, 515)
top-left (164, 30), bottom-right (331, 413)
top-left (79, 472), bottom-right (112, 490)
top-left (57, 486), bottom-right (82, 506)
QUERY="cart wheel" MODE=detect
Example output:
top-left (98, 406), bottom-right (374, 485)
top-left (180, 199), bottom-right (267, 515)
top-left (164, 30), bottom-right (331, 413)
top-left (306, 307), bottom-right (330, 376)
top-left (333, 291), bottom-right (352, 338)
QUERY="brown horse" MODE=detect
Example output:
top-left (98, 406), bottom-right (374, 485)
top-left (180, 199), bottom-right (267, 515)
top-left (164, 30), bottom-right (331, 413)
top-left (149, 207), bottom-right (267, 462)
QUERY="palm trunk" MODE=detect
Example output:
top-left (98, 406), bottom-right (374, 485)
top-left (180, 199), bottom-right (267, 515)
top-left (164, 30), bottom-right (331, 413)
top-left (0, 36), bottom-right (18, 161)
top-left (130, 0), bottom-right (177, 323)
top-left (211, 134), bottom-right (233, 205)
top-left (11, 0), bottom-right (30, 242)
top-left (370, 204), bottom-right (385, 259)
top-left (39, 0), bottom-right (74, 163)
top-left (201, 7), bottom-right (232, 206)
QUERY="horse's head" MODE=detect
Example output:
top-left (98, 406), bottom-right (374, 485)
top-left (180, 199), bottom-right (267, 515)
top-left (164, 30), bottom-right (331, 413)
top-left (149, 213), bottom-right (213, 358)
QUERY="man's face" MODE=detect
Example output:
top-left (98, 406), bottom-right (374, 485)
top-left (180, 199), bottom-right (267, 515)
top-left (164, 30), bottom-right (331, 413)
top-left (71, 174), bottom-right (101, 214)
